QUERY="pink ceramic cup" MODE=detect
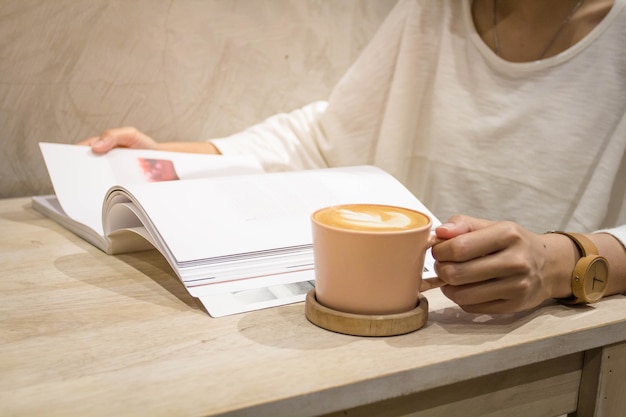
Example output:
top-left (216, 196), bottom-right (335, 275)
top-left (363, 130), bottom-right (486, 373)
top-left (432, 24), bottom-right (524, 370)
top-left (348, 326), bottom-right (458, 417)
top-left (311, 203), bottom-right (432, 315)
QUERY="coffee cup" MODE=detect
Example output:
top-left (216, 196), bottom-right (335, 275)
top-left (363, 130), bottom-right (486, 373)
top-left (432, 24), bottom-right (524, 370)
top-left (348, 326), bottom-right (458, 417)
top-left (311, 203), bottom-right (432, 315)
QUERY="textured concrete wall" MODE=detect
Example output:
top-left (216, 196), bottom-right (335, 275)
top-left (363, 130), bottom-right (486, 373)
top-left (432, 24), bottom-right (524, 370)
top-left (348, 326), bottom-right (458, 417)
top-left (0, 0), bottom-right (396, 198)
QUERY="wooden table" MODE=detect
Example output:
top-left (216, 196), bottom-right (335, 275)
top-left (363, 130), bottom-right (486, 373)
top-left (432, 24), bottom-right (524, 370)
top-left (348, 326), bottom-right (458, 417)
top-left (1, 197), bottom-right (625, 417)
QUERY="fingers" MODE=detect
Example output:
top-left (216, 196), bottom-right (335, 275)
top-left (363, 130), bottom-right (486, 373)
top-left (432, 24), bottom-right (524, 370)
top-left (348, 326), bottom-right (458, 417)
top-left (434, 215), bottom-right (493, 240)
top-left (429, 216), bottom-right (551, 314)
top-left (77, 135), bottom-right (111, 153)
top-left (435, 251), bottom-right (503, 286)
top-left (77, 136), bottom-right (99, 146)
top-left (90, 135), bottom-right (115, 153)
top-left (421, 256), bottom-right (541, 313)
top-left (78, 127), bottom-right (157, 154)
top-left (440, 276), bottom-right (537, 314)
top-left (94, 127), bottom-right (144, 153)
top-left (427, 215), bottom-right (492, 248)
top-left (433, 222), bottom-right (510, 265)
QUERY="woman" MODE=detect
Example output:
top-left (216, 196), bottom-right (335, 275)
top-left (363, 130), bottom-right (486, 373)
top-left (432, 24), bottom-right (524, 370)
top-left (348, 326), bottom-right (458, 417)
top-left (82, 0), bottom-right (626, 313)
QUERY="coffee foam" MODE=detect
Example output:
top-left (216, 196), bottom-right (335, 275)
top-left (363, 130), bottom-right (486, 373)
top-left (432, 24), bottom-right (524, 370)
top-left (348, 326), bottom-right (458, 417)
top-left (314, 204), bottom-right (429, 232)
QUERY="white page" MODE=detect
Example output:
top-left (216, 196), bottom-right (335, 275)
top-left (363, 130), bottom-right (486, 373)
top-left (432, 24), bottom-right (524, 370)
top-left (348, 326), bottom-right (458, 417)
top-left (40, 144), bottom-right (117, 235)
top-left (39, 142), bottom-right (264, 236)
top-left (113, 166), bottom-right (438, 265)
top-left (198, 270), bottom-right (316, 317)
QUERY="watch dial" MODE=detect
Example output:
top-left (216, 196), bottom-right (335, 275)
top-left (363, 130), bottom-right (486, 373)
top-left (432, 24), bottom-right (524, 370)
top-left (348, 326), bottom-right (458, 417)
top-left (585, 257), bottom-right (609, 302)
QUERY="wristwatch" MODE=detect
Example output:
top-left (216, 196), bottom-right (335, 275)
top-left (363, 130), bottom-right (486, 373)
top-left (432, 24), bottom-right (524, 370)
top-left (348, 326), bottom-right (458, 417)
top-left (550, 231), bottom-right (610, 304)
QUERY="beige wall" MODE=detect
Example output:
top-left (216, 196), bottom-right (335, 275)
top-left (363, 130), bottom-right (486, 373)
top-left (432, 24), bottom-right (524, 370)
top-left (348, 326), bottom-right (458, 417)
top-left (0, 0), bottom-right (396, 198)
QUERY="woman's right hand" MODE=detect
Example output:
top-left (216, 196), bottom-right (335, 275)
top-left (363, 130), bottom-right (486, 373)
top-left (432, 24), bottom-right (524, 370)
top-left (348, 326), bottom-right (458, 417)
top-left (78, 126), bottom-right (158, 154)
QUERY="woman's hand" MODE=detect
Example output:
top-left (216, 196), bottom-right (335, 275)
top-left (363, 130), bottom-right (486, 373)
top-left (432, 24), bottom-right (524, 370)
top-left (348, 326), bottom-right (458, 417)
top-left (78, 126), bottom-right (221, 154)
top-left (78, 126), bottom-right (159, 153)
top-left (429, 215), bottom-right (576, 314)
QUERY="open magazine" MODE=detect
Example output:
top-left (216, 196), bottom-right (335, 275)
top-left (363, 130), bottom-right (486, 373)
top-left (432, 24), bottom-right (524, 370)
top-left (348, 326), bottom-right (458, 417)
top-left (34, 142), bottom-right (440, 317)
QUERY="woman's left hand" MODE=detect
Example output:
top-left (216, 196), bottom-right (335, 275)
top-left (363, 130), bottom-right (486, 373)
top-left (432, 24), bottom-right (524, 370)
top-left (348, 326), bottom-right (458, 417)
top-left (428, 215), bottom-right (574, 314)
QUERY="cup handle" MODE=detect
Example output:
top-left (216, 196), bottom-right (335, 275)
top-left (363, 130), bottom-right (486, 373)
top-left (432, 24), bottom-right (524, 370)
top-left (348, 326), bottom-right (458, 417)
top-left (420, 277), bottom-right (447, 292)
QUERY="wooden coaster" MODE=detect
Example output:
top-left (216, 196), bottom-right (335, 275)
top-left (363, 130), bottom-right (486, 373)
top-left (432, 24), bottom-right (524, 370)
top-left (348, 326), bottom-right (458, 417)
top-left (304, 289), bottom-right (428, 337)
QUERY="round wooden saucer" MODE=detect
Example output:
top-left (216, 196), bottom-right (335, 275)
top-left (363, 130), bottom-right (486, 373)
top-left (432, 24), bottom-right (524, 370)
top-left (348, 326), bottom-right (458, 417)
top-left (304, 289), bottom-right (428, 337)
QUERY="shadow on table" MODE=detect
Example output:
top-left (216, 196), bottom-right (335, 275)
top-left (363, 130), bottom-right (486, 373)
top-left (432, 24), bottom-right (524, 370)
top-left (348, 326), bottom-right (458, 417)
top-left (236, 291), bottom-right (593, 351)
top-left (386, 299), bottom-right (592, 349)
top-left (54, 249), bottom-right (205, 312)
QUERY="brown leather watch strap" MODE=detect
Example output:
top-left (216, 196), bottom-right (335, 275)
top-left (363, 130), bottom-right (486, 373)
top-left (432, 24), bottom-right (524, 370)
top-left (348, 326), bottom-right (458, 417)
top-left (548, 231), bottom-right (608, 304)
top-left (550, 231), bottom-right (599, 257)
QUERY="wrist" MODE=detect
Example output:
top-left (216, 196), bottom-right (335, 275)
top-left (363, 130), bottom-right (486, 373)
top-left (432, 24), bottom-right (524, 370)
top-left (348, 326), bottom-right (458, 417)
top-left (547, 231), bottom-right (610, 304)
top-left (542, 232), bottom-right (578, 299)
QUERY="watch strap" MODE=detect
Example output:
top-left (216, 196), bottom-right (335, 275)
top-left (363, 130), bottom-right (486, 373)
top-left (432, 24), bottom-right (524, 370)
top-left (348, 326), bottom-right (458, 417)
top-left (549, 231), bottom-right (602, 304)
top-left (550, 231), bottom-right (599, 257)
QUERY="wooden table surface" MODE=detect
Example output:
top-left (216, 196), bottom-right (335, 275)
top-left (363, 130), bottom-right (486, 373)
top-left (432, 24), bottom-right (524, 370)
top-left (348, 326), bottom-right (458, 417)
top-left (1, 197), bottom-right (625, 417)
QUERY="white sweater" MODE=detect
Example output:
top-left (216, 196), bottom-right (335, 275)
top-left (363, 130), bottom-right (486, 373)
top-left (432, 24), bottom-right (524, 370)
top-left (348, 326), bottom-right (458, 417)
top-left (212, 0), bottom-right (626, 243)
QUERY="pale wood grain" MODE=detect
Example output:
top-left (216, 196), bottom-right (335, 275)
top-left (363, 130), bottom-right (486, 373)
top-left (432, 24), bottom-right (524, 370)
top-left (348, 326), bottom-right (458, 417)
top-left (1, 197), bottom-right (626, 416)
top-left (321, 353), bottom-right (582, 417)
top-left (597, 342), bottom-right (626, 417)
top-left (576, 341), bottom-right (626, 417)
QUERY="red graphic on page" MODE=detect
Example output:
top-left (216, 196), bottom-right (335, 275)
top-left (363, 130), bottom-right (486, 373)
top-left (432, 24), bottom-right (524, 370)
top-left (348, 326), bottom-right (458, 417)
top-left (137, 158), bottom-right (180, 182)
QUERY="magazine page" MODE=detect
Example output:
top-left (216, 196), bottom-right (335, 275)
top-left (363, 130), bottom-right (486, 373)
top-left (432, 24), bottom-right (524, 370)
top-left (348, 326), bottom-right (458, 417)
top-left (112, 166), bottom-right (437, 264)
top-left (198, 271), bottom-right (315, 317)
top-left (38, 142), bottom-right (264, 237)
top-left (106, 166), bottom-right (440, 292)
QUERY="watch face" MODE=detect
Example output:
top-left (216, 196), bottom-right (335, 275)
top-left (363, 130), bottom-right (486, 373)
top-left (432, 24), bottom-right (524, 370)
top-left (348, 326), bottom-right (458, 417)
top-left (583, 256), bottom-right (609, 303)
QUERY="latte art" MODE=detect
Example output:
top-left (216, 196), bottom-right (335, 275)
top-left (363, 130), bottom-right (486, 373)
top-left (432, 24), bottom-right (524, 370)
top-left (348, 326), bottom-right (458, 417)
top-left (314, 204), bottom-right (429, 232)
top-left (336, 208), bottom-right (412, 229)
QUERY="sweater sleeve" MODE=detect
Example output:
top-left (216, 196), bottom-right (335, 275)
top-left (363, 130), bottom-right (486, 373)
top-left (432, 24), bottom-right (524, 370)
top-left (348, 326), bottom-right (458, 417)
top-left (209, 101), bottom-right (330, 172)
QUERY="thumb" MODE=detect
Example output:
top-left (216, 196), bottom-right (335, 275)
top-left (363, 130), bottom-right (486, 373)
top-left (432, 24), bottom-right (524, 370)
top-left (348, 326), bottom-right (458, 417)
top-left (91, 136), bottom-right (115, 153)
top-left (435, 215), bottom-right (494, 239)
